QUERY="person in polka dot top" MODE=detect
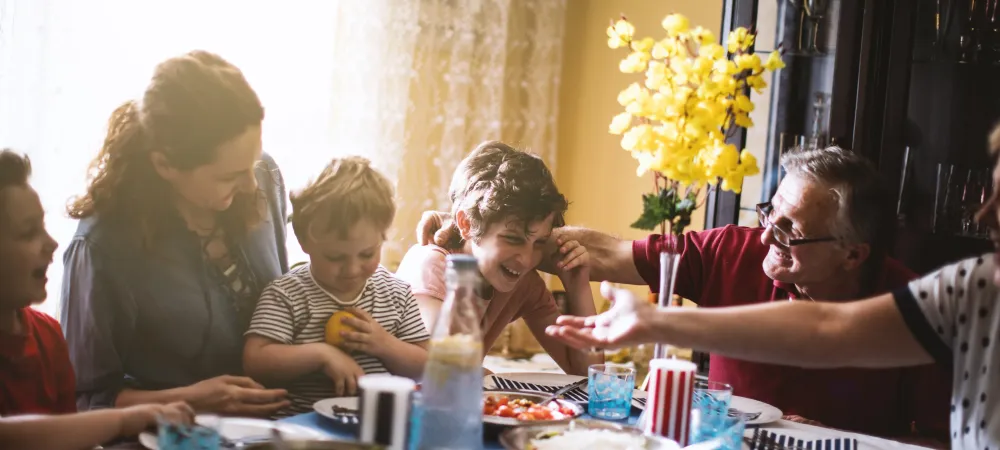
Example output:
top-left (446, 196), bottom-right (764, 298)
top-left (545, 126), bottom-right (1000, 449)
top-left (896, 254), bottom-right (997, 446)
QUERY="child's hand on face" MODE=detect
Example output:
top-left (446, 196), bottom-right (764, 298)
top-left (321, 346), bottom-right (366, 396)
top-left (338, 308), bottom-right (392, 356)
top-left (118, 401), bottom-right (195, 437)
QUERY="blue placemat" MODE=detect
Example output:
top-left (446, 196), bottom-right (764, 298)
top-left (280, 409), bottom-right (642, 449)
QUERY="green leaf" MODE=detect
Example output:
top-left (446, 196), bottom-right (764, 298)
top-left (631, 192), bottom-right (671, 230)
top-left (632, 187), bottom-right (698, 235)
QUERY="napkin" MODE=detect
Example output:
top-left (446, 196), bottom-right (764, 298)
top-left (749, 429), bottom-right (859, 450)
top-left (488, 376), bottom-right (589, 402)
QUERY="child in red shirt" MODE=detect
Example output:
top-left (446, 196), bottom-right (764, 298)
top-left (0, 308), bottom-right (75, 415)
top-left (0, 149), bottom-right (70, 415)
top-left (0, 149), bottom-right (195, 449)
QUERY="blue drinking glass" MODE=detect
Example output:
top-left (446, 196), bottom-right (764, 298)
top-left (689, 409), bottom-right (746, 450)
top-left (157, 415), bottom-right (221, 450)
top-left (588, 364), bottom-right (635, 420)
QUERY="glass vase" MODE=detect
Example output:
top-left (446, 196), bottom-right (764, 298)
top-left (654, 251), bottom-right (681, 359)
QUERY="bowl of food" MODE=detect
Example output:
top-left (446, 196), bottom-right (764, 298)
top-left (499, 419), bottom-right (680, 450)
top-left (244, 441), bottom-right (384, 450)
top-left (482, 391), bottom-right (583, 427)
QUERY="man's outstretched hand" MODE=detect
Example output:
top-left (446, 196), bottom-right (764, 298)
top-left (546, 282), bottom-right (663, 349)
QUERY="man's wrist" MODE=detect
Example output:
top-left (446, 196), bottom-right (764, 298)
top-left (650, 309), bottom-right (674, 344)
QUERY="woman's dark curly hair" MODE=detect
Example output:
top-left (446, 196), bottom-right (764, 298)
top-left (433, 141), bottom-right (568, 248)
top-left (67, 50), bottom-right (265, 248)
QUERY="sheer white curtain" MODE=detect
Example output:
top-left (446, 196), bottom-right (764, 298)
top-left (0, 0), bottom-right (567, 319)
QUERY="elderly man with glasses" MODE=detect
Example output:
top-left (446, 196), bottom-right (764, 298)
top-left (414, 146), bottom-right (949, 444)
top-left (561, 147), bottom-right (947, 442)
top-left (546, 127), bottom-right (1000, 448)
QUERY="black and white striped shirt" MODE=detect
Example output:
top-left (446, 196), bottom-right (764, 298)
top-left (246, 264), bottom-right (429, 416)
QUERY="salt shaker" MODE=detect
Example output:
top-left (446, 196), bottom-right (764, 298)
top-left (357, 374), bottom-right (417, 450)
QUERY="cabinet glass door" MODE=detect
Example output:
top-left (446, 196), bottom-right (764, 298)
top-left (731, 0), bottom-right (861, 227)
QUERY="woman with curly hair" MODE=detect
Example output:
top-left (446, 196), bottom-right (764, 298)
top-left (60, 51), bottom-right (289, 416)
top-left (396, 141), bottom-right (602, 375)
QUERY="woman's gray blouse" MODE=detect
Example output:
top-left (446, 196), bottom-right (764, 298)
top-left (60, 154), bottom-right (289, 410)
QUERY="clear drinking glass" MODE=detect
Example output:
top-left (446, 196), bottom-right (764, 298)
top-left (692, 380), bottom-right (734, 418)
top-left (588, 364), bottom-right (635, 420)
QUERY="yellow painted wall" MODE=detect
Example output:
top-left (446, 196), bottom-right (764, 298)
top-left (555, 0), bottom-right (724, 304)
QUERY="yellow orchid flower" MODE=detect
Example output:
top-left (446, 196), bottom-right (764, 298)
top-left (620, 51), bottom-right (650, 73)
top-left (764, 51), bottom-right (786, 71)
top-left (698, 43), bottom-right (726, 60)
top-left (734, 95), bottom-right (754, 113)
top-left (727, 27), bottom-right (755, 53)
top-left (661, 14), bottom-right (690, 36)
top-left (692, 27), bottom-right (717, 46)
top-left (605, 11), bottom-right (784, 224)
top-left (615, 19), bottom-right (636, 38)
top-left (735, 53), bottom-right (762, 72)
top-left (617, 82), bottom-right (643, 106)
top-left (609, 112), bottom-right (633, 135)
top-left (633, 37), bottom-right (656, 53)
top-left (734, 113), bottom-right (754, 128)
top-left (747, 75), bottom-right (768, 93)
top-left (739, 149), bottom-right (761, 176)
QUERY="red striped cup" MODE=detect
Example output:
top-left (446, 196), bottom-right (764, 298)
top-left (643, 358), bottom-right (697, 445)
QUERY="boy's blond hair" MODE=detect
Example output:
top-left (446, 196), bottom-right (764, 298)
top-left (291, 157), bottom-right (395, 243)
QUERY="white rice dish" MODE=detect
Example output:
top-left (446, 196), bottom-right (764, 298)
top-left (529, 429), bottom-right (648, 449)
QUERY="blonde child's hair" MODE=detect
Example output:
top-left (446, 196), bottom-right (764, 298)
top-left (291, 156), bottom-right (396, 243)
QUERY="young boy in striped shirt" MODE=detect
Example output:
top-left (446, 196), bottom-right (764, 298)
top-left (243, 157), bottom-right (429, 416)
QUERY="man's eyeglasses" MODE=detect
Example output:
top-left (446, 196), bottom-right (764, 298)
top-left (756, 202), bottom-right (838, 247)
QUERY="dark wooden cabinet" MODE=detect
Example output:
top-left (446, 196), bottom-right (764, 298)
top-left (709, 0), bottom-right (999, 274)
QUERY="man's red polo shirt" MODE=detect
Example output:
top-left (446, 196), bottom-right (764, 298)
top-left (633, 225), bottom-right (951, 438)
top-left (0, 307), bottom-right (76, 416)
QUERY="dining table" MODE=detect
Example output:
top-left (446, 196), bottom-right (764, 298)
top-left (278, 405), bottom-right (933, 450)
top-left (108, 357), bottom-right (936, 449)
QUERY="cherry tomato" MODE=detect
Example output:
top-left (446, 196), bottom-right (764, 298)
top-left (496, 405), bottom-right (516, 418)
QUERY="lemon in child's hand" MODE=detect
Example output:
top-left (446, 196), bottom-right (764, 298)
top-left (325, 311), bottom-right (358, 347)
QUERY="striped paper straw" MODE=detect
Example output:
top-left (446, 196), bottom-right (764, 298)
top-left (644, 358), bottom-right (696, 446)
top-left (358, 374), bottom-right (416, 450)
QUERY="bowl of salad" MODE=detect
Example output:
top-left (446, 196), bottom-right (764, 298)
top-left (482, 391), bottom-right (583, 427)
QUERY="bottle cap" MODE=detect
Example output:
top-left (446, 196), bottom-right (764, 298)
top-left (446, 254), bottom-right (478, 271)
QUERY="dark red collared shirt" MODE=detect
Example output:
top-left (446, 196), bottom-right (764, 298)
top-left (0, 307), bottom-right (76, 416)
top-left (634, 225), bottom-right (951, 439)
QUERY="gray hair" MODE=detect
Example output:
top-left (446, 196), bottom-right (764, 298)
top-left (780, 146), bottom-right (892, 252)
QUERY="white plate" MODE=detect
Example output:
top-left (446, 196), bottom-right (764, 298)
top-left (139, 415), bottom-right (329, 449)
top-left (483, 372), bottom-right (647, 409)
top-left (314, 397), bottom-right (360, 421)
top-left (731, 395), bottom-right (783, 425)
